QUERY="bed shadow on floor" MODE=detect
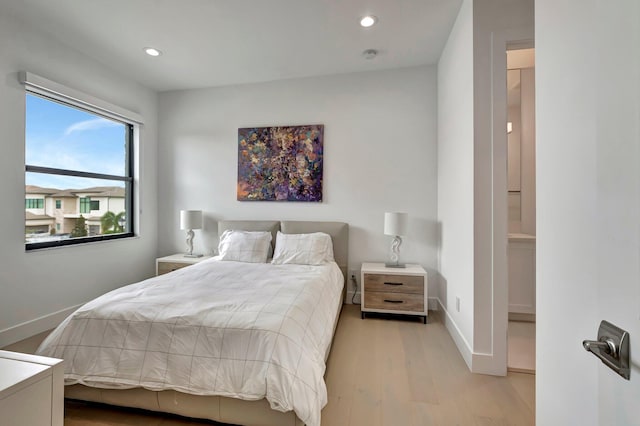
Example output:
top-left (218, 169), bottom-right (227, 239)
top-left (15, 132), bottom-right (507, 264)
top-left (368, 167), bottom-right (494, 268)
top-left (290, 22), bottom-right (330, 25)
top-left (65, 399), bottom-right (238, 426)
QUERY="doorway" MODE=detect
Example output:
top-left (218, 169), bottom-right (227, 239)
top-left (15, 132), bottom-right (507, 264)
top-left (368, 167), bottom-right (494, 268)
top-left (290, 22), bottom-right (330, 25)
top-left (506, 47), bottom-right (536, 373)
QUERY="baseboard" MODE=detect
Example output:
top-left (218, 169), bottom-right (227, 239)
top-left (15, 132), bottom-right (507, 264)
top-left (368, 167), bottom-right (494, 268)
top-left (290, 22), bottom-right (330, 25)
top-left (471, 351), bottom-right (506, 376)
top-left (436, 298), bottom-right (473, 370)
top-left (435, 297), bottom-right (507, 376)
top-left (0, 304), bottom-right (80, 348)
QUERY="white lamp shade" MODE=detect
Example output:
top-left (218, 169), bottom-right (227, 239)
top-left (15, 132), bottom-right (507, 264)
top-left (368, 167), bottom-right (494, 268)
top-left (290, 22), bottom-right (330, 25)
top-left (384, 212), bottom-right (408, 236)
top-left (180, 210), bottom-right (202, 230)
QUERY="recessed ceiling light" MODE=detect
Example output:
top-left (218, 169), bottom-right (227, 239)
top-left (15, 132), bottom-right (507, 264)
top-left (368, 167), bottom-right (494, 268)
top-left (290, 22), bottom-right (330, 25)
top-left (360, 15), bottom-right (378, 28)
top-left (362, 49), bottom-right (378, 60)
top-left (144, 47), bottom-right (162, 57)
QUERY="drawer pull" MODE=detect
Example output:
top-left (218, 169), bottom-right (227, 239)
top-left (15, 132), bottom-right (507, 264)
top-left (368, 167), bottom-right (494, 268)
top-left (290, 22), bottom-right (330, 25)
top-left (384, 299), bottom-right (404, 304)
top-left (384, 282), bottom-right (403, 286)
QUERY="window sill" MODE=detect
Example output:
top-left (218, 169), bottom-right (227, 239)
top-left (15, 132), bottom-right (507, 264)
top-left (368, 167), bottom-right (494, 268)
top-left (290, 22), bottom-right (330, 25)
top-left (25, 232), bottom-right (137, 252)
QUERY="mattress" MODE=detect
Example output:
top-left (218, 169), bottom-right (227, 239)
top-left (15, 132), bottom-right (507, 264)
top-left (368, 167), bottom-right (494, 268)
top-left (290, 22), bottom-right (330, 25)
top-left (36, 258), bottom-right (344, 426)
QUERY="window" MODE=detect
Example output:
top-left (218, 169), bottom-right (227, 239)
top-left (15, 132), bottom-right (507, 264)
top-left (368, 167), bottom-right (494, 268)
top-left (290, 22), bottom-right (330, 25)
top-left (79, 198), bottom-right (91, 214)
top-left (23, 72), bottom-right (139, 250)
top-left (79, 198), bottom-right (100, 213)
top-left (25, 199), bottom-right (44, 209)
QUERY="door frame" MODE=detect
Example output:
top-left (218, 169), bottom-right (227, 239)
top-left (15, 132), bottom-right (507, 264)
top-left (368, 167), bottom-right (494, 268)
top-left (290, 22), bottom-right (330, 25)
top-left (479, 29), bottom-right (534, 375)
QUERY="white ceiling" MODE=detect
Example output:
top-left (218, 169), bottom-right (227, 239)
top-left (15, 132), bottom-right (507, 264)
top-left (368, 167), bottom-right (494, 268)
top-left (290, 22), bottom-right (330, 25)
top-left (2, 0), bottom-right (463, 92)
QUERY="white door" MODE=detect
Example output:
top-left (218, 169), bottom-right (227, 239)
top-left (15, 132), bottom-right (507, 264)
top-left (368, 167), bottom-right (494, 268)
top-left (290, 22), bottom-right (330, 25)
top-left (536, 0), bottom-right (640, 424)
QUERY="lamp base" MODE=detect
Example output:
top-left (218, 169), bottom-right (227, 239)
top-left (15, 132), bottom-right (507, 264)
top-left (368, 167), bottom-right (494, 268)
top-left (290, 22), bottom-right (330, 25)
top-left (385, 262), bottom-right (406, 268)
top-left (184, 253), bottom-right (203, 258)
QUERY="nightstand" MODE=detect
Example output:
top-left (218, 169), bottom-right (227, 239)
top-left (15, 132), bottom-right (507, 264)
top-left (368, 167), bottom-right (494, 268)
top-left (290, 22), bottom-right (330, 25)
top-left (360, 262), bottom-right (428, 324)
top-left (0, 350), bottom-right (64, 426)
top-left (156, 253), bottom-right (213, 276)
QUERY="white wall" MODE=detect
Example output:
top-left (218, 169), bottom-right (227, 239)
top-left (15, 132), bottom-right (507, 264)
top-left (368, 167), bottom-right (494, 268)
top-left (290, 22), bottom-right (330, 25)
top-left (537, 0), bottom-right (640, 423)
top-left (507, 104), bottom-right (522, 193)
top-left (507, 105), bottom-right (523, 233)
top-left (158, 66), bottom-right (438, 299)
top-left (437, 0), bottom-right (476, 363)
top-left (0, 10), bottom-right (159, 346)
top-left (507, 65), bottom-right (536, 235)
top-left (519, 67), bottom-right (535, 235)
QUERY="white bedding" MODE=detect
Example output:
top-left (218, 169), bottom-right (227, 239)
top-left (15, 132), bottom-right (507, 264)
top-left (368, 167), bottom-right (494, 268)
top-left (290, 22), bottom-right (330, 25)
top-left (36, 258), bottom-right (344, 426)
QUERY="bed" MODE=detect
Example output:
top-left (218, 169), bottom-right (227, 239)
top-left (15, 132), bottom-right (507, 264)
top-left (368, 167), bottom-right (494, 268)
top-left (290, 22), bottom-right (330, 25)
top-left (36, 220), bottom-right (349, 426)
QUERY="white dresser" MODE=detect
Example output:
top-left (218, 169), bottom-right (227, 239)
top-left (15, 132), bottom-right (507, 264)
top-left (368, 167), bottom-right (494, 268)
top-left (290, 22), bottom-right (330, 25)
top-left (0, 351), bottom-right (63, 426)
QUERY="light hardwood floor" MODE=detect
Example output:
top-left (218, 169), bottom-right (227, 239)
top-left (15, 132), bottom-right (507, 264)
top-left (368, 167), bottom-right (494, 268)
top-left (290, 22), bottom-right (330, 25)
top-left (508, 320), bottom-right (536, 374)
top-left (3, 305), bottom-right (535, 426)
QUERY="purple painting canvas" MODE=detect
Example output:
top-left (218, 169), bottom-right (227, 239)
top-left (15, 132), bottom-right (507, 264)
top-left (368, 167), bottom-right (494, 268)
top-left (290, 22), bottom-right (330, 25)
top-left (237, 125), bottom-right (323, 201)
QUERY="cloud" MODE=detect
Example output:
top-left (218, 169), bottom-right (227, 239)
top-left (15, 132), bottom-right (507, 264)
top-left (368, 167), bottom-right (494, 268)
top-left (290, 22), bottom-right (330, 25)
top-left (64, 118), bottom-right (119, 136)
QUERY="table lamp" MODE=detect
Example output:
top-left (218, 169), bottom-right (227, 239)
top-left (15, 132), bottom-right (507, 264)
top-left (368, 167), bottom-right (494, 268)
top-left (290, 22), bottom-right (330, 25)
top-left (384, 212), bottom-right (408, 268)
top-left (180, 210), bottom-right (203, 257)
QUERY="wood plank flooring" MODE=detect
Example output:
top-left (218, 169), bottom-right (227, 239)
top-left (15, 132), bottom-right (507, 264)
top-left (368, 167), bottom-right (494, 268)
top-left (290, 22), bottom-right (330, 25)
top-left (507, 320), bottom-right (536, 374)
top-left (3, 305), bottom-right (535, 426)
top-left (322, 307), bottom-right (534, 426)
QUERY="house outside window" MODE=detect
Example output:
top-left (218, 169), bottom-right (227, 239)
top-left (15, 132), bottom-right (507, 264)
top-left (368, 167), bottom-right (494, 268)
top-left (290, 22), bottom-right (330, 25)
top-left (22, 72), bottom-right (140, 250)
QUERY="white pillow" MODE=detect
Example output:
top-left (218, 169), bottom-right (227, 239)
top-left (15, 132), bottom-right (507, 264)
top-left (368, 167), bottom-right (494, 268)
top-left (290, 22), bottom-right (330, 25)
top-left (271, 231), bottom-right (334, 265)
top-left (217, 230), bottom-right (272, 263)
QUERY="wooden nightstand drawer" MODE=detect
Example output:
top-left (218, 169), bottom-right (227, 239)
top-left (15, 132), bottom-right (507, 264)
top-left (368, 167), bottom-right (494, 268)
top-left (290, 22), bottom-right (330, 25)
top-left (364, 291), bottom-right (424, 312)
top-left (363, 273), bottom-right (424, 294)
top-left (157, 262), bottom-right (190, 275)
top-left (156, 254), bottom-right (213, 276)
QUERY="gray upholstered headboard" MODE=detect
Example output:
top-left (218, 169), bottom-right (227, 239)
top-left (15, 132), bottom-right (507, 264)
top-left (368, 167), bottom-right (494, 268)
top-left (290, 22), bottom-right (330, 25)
top-left (217, 220), bottom-right (349, 288)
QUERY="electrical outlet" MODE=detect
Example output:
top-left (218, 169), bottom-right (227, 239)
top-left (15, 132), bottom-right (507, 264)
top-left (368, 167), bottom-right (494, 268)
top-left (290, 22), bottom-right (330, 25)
top-left (456, 297), bottom-right (461, 312)
top-left (348, 269), bottom-right (358, 289)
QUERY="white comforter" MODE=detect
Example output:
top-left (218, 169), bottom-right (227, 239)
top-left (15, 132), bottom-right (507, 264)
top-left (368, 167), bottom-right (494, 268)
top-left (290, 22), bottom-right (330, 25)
top-left (36, 258), bottom-right (344, 426)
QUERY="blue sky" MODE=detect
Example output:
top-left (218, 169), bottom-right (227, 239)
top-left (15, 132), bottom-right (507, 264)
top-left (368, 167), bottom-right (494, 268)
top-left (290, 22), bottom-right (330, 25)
top-left (25, 94), bottom-right (127, 189)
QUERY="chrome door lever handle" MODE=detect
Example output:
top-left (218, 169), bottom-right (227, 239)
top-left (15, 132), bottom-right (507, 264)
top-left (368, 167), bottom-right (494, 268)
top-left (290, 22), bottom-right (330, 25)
top-left (583, 320), bottom-right (630, 380)
top-left (583, 338), bottom-right (617, 358)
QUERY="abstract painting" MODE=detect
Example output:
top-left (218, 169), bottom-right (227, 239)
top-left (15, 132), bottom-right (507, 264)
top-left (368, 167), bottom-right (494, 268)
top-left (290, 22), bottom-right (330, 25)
top-left (237, 125), bottom-right (323, 201)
